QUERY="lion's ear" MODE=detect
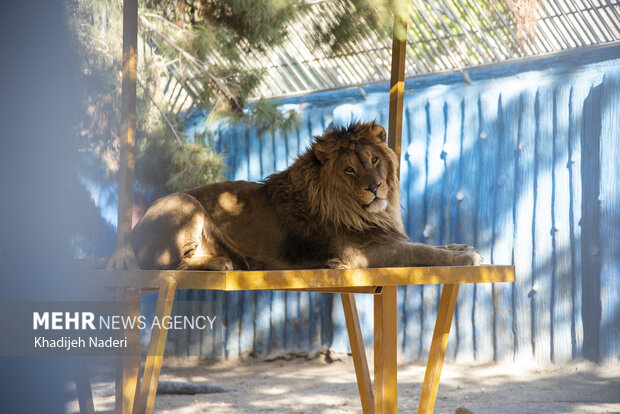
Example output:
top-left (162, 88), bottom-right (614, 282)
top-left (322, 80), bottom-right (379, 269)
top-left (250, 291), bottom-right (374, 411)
top-left (374, 124), bottom-right (387, 143)
top-left (313, 142), bottom-right (329, 165)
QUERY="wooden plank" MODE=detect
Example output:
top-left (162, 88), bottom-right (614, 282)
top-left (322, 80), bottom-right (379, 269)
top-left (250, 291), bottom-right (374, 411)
top-left (229, 291), bottom-right (243, 358)
top-left (386, 24), bottom-right (405, 388)
top-left (374, 286), bottom-right (398, 414)
top-left (387, 17), bottom-right (407, 164)
top-left (567, 83), bottom-right (585, 360)
top-left (580, 80), bottom-right (603, 362)
top-left (289, 291), bottom-right (302, 352)
top-left (399, 105), bottom-right (419, 361)
top-left (188, 290), bottom-right (204, 357)
top-left (225, 266), bottom-right (515, 291)
top-left (238, 290), bottom-right (253, 358)
top-left (421, 95), bottom-right (445, 360)
top-left (453, 90), bottom-right (479, 361)
top-left (116, 0), bottom-right (138, 249)
top-left (283, 291), bottom-right (293, 351)
top-left (533, 85), bottom-right (554, 362)
top-left (310, 291), bottom-right (322, 354)
top-left (492, 89), bottom-right (518, 362)
top-left (441, 92), bottom-right (465, 360)
top-left (513, 88), bottom-right (536, 361)
top-left (474, 90), bottom-right (497, 361)
top-left (342, 293), bottom-right (374, 413)
top-left (91, 266), bottom-right (514, 291)
top-left (115, 288), bottom-right (141, 414)
top-left (599, 71), bottom-right (620, 363)
top-left (551, 84), bottom-right (573, 362)
top-left (417, 283), bottom-right (459, 414)
top-left (172, 291), bottom-right (187, 356)
top-left (272, 290), bottom-right (287, 353)
top-left (215, 291), bottom-right (226, 358)
top-left (330, 293), bottom-right (349, 355)
top-left (321, 293), bottom-right (334, 349)
top-left (396, 285), bottom-right (406, 359)
top-left (133, 275), bottom-right (177, 414)
top-left (284, 287), bottom-right (379, 294)
top-left (254, 289), bottom-right (270, 357)
top-left (75, 359), bottom-right (95, 414)
top-left (299, 291), bottom-right (311, 354)
top-left (402, 98), bottom-right (428, 361)
top-left (91, 270), bottom-right (225, 289)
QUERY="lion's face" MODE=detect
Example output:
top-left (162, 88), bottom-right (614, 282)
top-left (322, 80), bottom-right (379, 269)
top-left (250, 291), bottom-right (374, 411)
top-left (337, 144), bottom-right (390, 213)
top-left (312, 122), bottom-right (399, 216)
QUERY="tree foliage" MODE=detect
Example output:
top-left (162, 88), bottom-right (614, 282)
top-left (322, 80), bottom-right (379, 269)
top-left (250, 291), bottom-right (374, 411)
top-left (67, 0), bottom-right (405, 194)
top-left (68, 0), bottom-right (312, 195)
top-left (314, 0), bottom-right (407, 54)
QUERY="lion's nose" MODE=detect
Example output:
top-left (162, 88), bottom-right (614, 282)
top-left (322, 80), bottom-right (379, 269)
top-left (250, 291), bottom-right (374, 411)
top-left (367, 181), bottom-right (382, 195)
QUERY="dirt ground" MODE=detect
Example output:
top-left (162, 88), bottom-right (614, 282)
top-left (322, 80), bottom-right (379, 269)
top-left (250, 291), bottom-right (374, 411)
top-left (68, 356), bottom-right (620, 413)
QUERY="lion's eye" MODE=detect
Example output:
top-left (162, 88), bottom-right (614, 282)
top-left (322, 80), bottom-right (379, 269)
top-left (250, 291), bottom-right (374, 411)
top-left (371, 157), bottom-right (379, 165)
top-left (344, 166), bottom-right (355, 174)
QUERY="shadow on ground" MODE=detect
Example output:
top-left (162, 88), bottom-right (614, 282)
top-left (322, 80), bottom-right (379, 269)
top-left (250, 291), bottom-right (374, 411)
top-left (67, 357), bottom-right (620, 414)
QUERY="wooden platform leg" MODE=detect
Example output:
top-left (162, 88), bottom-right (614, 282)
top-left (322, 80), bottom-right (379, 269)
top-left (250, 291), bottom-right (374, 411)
top-left (133, 275), bottom-right (177, 414)
top-left (341, 293), bottom-right (374, 413)
top-left (75, 358), bottom-right (95, 414)
top-left (374, 286), bottom-right (398, 414)
top-left (116, 288), bottom-right (141, 414)
top-left (417, 283), bottom-right (460, 414)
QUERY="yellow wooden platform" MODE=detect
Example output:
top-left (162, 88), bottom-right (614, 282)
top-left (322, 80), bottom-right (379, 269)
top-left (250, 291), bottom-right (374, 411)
top-left (80, 265), bottom-right (514, 414)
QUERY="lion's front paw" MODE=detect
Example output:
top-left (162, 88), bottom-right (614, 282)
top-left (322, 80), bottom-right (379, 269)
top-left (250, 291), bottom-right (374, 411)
top-left (105, 245), bottom-right (140, 270)
top-left (453, 250), bottom-right (482, 266)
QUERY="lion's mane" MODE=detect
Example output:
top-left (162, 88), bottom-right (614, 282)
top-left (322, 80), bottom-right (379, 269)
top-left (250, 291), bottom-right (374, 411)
top-left (263, 122), bottom-right (406, 242)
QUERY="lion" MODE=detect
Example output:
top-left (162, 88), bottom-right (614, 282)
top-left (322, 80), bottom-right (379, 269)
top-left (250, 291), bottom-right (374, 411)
top-left (122, 121), bottom-right (480, 271)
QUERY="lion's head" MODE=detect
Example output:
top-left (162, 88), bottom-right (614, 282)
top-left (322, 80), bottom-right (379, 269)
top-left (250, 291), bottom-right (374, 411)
top-left (313, 121), bottom-right (398, 215)
top-left (272, 121), bottom-right (405, 237)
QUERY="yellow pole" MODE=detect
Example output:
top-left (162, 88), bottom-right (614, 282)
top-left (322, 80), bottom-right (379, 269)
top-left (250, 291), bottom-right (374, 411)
top-left (374, 13), bottom-right (407, 414)
top-left (342, 293), bottom-right (374, 413)
top-left (417, 284), bottom-right (460, 413)
top-left (387, 17), bottom-right (407, 170)
top-left (117, 0), bottom-right (138, 249)
top-left (374, 286), bottom-right (398, 413)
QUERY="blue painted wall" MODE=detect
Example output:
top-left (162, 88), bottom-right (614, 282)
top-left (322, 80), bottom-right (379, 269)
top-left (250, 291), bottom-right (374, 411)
top-left (169, 45), bottom-right (620, 363)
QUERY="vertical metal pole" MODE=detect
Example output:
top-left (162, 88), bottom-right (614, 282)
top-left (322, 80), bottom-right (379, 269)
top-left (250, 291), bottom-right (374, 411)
top-left (117, 0), bottom-right (138, 248)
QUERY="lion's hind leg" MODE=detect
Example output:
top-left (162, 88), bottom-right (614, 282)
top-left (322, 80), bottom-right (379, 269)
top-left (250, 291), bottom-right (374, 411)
top-left (177, 228), bottom-right (234, 271)
top-left (131, 192), bottom-right (227, 270)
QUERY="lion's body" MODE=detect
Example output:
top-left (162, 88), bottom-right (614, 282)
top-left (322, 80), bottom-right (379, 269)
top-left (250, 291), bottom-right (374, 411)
top-left (128, 122), bottom-right (480, 271)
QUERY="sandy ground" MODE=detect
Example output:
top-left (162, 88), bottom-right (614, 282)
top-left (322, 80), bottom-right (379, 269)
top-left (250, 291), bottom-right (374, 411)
top-left (68, 356), bottom-right (620, 413)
